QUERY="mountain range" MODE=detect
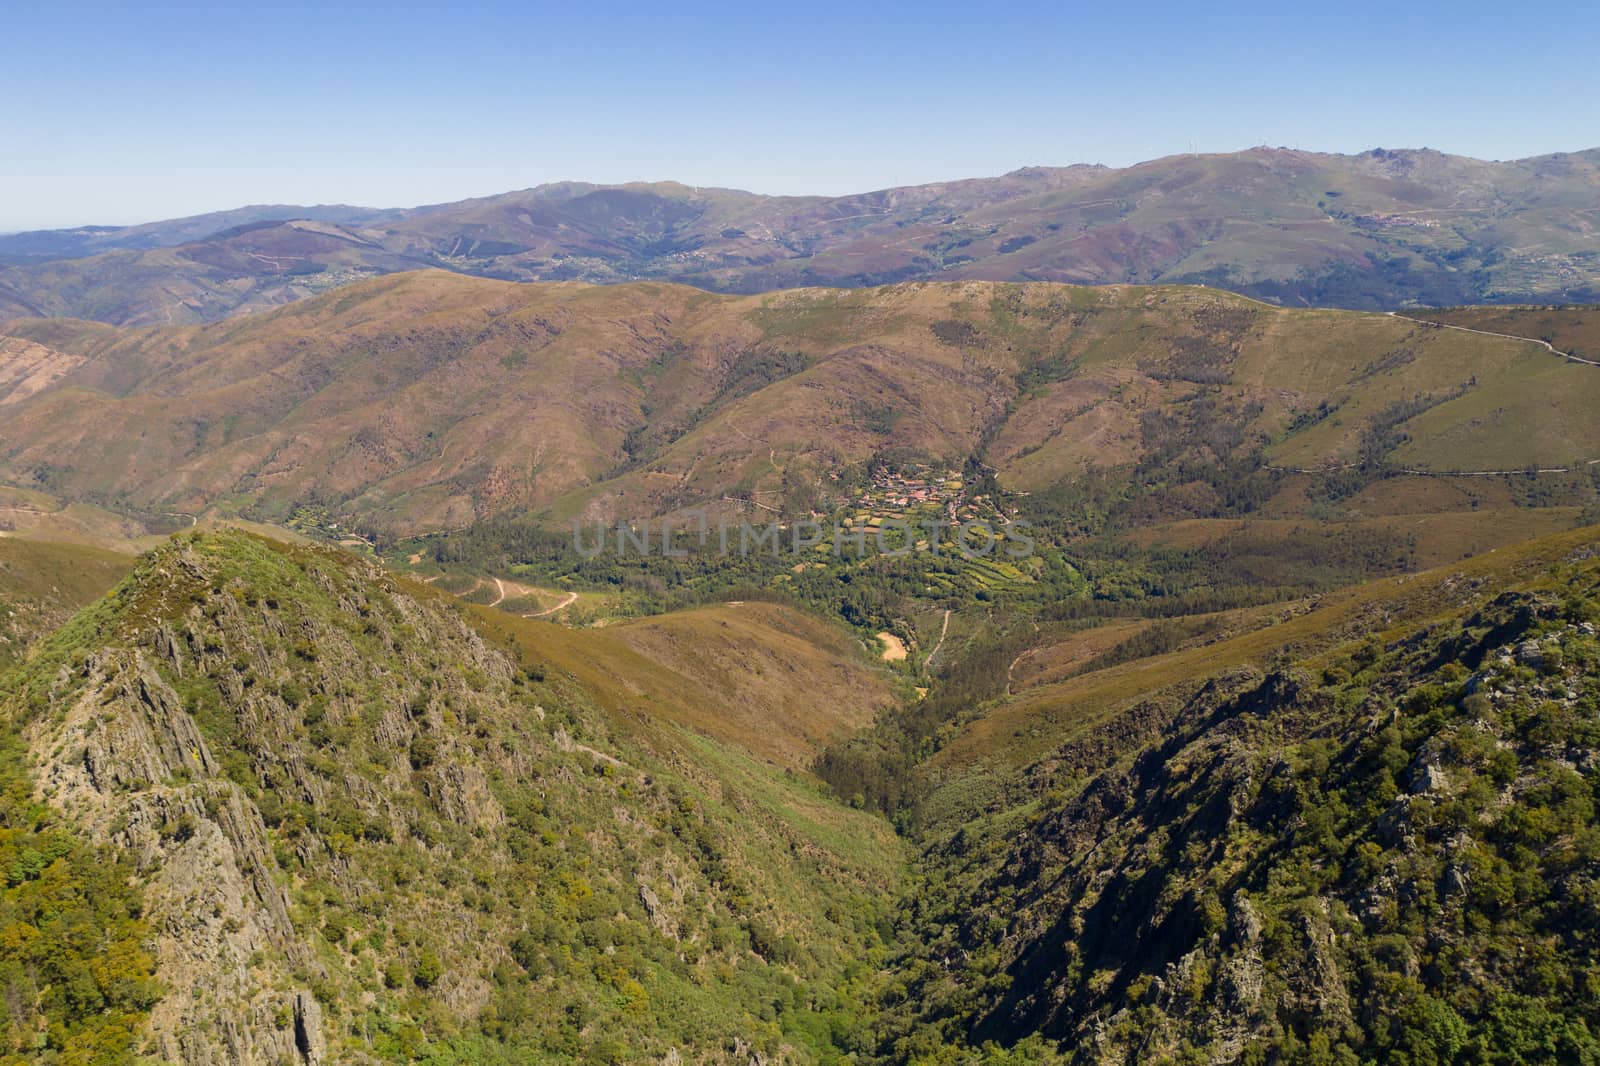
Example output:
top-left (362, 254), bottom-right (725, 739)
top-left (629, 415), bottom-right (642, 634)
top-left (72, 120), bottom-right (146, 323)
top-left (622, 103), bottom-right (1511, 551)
top-left (4, 146), bottom-right (1600, 326)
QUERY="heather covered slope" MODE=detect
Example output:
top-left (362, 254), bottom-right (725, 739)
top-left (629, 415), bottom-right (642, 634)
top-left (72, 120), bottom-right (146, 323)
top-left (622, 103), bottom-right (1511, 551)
top-left (3, 273), bottom-right (1596, 538)
top-left (0, 530), bottom-right (903, 1063)
top-left (3, 147), bottom-right (1598, 326)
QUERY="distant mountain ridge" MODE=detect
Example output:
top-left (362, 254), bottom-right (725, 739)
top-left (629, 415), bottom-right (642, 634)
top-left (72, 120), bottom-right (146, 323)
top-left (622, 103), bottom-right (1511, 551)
top-left (4, 146), bottom-right (1599, 325)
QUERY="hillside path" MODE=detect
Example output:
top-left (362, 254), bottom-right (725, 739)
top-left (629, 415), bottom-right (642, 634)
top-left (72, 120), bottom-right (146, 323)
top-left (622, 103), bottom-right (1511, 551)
top-left (1005, 650), bottom-right (1028, 697)
top-left (489, 576), bottom-right (578, 617)
top-left (923, 610), bottom-right (953, 668)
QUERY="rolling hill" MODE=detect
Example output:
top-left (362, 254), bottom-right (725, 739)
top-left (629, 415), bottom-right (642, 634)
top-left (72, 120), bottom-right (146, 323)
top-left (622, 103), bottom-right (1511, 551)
top-left (4, 146), bottom-right (1599, 326)
top-left (3, 273), bottom-right (1598, 541)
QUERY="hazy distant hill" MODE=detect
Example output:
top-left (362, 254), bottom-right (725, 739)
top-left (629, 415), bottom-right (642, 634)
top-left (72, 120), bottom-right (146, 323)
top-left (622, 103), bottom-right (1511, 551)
top-left (0, 204), bottom-right (393, 263)
top-left (4, 146), bottom-right (1599, 325)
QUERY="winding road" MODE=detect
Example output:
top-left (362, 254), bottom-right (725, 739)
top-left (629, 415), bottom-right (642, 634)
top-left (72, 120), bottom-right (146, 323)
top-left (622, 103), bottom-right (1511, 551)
top-left (525, 590), bottom-right (579, 618)
top-left (490, 576), bottom-right (579, 618)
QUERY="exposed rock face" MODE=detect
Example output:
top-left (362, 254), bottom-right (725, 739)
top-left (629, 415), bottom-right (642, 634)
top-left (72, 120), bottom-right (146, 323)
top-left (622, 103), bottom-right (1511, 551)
top-left (17, 536), bottom-right (524, 1062)
top-left (29, 650), bottom-right (313, 1064)
top-left (8, 529), bottom-right (901, 1064)
top-left (1514, 639), bottom-right (1545, 670)
top-left (293, 992), bottom-right (324, 1065)
top-left (1411, 760), bottom-right (1449, 794)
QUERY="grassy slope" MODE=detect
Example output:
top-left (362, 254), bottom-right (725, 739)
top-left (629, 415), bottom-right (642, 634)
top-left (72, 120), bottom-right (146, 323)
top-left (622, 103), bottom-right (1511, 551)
top-left (1408, 305), bottom-right (1600, 361)
top-left (468, 599), bottom-right (899, 770)
top-left (0, 536), bottom-right (132, 669)
top-left (0, 484), bottom-right (175, 551)
top-left (1387, 308), bottom-right (1600, 469)
top-left (1117, 507), bottom-right (1586, 571)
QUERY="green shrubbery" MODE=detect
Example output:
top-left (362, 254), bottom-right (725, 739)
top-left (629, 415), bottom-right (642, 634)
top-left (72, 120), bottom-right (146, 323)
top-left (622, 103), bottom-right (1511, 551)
top-left (0, 733), bottom-right (158, 1062)
top-left (877, 563), bottom-right (1600, 1060)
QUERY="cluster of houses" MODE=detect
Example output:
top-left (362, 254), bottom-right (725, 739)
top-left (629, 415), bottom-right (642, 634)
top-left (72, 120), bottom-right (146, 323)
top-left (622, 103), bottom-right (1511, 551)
top-left (1357, 213), bottom-right (1440, 229)
top-left (837, 464), bottom-right (1005, 531)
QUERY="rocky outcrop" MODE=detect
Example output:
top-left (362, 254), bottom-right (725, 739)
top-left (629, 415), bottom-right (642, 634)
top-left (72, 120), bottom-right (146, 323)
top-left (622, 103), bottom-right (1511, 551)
top-left (6, 529), bottom-right (909, 1065)
top-left (902, 566), bottom-right (1600, 1063)
top-left (15, 539), bottom-right (529, 1063)
top-left (28, 650), bottom-right (317, 1064)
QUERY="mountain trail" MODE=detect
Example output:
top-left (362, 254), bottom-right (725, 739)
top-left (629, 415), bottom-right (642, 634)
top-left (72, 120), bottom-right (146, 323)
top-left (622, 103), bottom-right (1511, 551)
top-left (1391, 311), bottom-right (1600, 367)
top-left (923, 609), bottom-right (953, 668)
top-left (523, 590), bottom-right (578, 618)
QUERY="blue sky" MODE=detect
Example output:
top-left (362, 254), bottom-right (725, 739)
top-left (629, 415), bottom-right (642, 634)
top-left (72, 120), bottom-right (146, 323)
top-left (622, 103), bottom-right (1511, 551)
top-left (4, 0), bottom-right (1597, 230)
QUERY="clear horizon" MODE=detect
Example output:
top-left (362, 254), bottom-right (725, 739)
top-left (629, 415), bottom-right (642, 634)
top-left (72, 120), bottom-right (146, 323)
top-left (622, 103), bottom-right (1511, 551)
top-left (5, 0), bottom-right (1598, 231)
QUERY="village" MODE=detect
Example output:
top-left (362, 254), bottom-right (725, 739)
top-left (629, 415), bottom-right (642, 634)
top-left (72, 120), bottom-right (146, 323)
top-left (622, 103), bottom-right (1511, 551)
top-left (837, 462), bottom-right (1013, 536)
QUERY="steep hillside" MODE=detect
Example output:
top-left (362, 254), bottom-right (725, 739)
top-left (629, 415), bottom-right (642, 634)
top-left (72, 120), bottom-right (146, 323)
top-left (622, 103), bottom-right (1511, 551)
top-left (472, 601), bottom-right (898, 770)
top-left (4, 147), bottom-right (1598, 325)
top-left (871, 526), bottom-right (1600, 1062)
top-left (0, 530), bottom-right (902, 1063)
top-left (3, 274), bottom-right (1596, 539)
